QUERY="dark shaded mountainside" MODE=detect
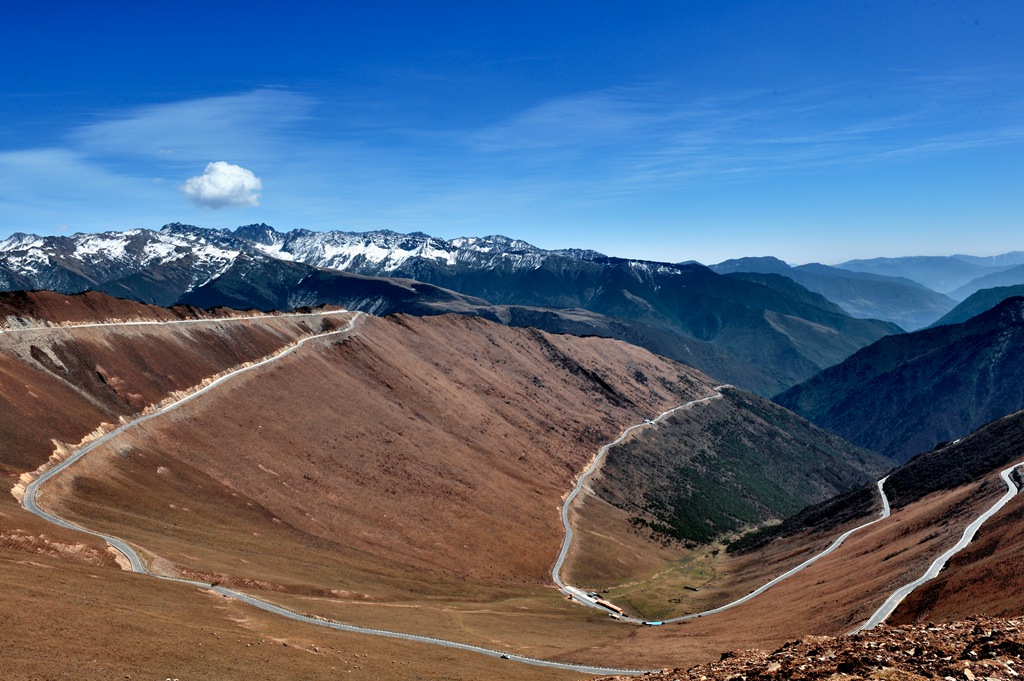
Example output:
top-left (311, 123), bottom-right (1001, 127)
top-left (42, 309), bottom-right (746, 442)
top-left (0, 223), bottom-right (902, 395)
top-left (176, 254), bottom-right (494, 317)
top-left (883, 408), bottom-right (1024, 511)
top-left (373, 254), bottom-right (901, 395)
top-left (733, 406), bottom-right (1024, 554)
top-left (775, 296), bottom-right (1024, 462)
top-left (594, 388), bottom-right (891, 545)
top-left (712, 256), bottom-right (955, 330)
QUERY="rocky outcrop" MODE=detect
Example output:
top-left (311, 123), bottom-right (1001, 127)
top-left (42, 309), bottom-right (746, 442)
top-left (596, 616), bottom-right (1024, 680)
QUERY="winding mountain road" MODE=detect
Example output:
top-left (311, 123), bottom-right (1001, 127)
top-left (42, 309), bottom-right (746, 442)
top-left (17, 310), bottom-right (650, 677)
top-left (552, 385), bottom-right (895, 625)
top-left (555, 393), bottom-right (1024, 636)
top-left (20, 308), bottom-right (1021, 672)
top-left (0, 307), bottom-right (352, 335)
top-left (659, 475), bottom-right (890, 624)
top-left (551, 386), bottom-right (729, 619)
top-left (22, 311), bottom-right (364, 570)
top-left (854, 461), bottom-right (1024, 632)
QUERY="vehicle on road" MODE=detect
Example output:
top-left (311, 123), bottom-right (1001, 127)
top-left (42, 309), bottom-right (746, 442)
top-left (594, 597), bottom-right (625, 615)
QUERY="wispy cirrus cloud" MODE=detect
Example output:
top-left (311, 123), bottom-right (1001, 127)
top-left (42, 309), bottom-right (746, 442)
top-left (0, 147), bottom-right (179, 230)
top-left (473, 86), bottom-right (677, 152)
top-left (70, 88), bottom-right (315, 162)
top-left (465, 70), bottom-right (1024, 194)
top-left (0, 90), bottom-right (314, 232)
top-left (2, 69), bottom-right (1022, 242)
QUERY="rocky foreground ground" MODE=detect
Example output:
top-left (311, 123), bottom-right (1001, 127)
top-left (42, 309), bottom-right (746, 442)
top-left (596, 616), bottom-right (1024, 681)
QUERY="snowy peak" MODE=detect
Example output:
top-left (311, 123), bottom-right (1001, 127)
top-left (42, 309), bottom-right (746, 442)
top-left (450, 235), bottom-right (540, 254)
top-left (0, 222), bottom-right (617, 302)
top-left (242, 228), bottom-right (455, 271)
top-left (1, 223), bottom-right (614, 291)
top-left (224, 226), bottom-right (608, 275)
top-left (0, 232), bottom-right (47, 252)
top-left (233, 223), bottom-right (290, 246)
top-left (0, 226), bottom-right (243, 302)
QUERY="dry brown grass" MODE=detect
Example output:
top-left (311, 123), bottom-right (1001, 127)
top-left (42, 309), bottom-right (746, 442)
top-left (0, 547), bottom-right (579, 680)
top-left (558, 480), bottom-right (1008, 669)
top-left (2, 300), bottom-right (716, 675)
top-left (5, 293), bottom-right (1022, 677)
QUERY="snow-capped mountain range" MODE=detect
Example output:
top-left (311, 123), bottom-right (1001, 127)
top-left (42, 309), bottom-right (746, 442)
top-left (0, 221), bottom-right (909, 396)
top-left (0, 224), bottom-right (242, 301)
top-left (0, 223), bottom-right (606, 303)
top-left (233, 223), bottom-right (606, 275)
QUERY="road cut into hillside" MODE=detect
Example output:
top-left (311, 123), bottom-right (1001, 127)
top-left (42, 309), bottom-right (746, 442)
top-left (18, 310), bottom-right (657, 676)
top-left (18, 301), bottom-right (1020, 675)
top-left (551, 386), bottom-right (730, 620)
top-left (856, 461), bottom-right (1024, 631)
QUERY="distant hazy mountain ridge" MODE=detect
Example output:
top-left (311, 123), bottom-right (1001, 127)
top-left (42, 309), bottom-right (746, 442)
top-left (712, 256), bottom-right (956, 330)
top-left (837, 253), bottom-right (1024, 299)
top-left (931, 284), bottom-right (1024, 327)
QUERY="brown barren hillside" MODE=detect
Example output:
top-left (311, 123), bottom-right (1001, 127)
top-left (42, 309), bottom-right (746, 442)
top-left (41, 312), bottom-right (719, 588)
top-left (0, 288), bottom-right (248, 325)
top-left (1, 292), bottom-right (718, 676)
top-left (0, 550), bottom-right (579, 681)
top-left (11, 290), bottom-right (1016, 678)
top-left (0, 295), bottom-right (350, 474)
top-left (891, 490), bottom-right (1024, 625)
top-left (555, 472), bottom-right (1009, 669)
top-left (883, 410), bottom-right (1024, 625)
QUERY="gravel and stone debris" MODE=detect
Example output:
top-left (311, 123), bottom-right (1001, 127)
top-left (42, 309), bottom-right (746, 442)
top-left (595, 616), bottom-right (1024, 681)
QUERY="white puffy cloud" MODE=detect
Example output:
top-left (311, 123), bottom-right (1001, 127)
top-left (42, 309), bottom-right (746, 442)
top-left (181, 161), bottom-right (262, 208)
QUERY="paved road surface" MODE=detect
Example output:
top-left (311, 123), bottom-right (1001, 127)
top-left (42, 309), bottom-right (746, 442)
top-left (1, 308), bottom-right (352, 335)
top-left (552, 385), bottom-right (894, 627)
top-left (18, 310), bottom-right (650, 676)
top-left (854, 461), bottom-right (1024, 632)
top-left (551, 386), bottom-right (729, 621)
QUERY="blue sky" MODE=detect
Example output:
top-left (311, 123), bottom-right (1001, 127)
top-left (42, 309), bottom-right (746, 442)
top-left (2, 1), bottom-right (1022, 264)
